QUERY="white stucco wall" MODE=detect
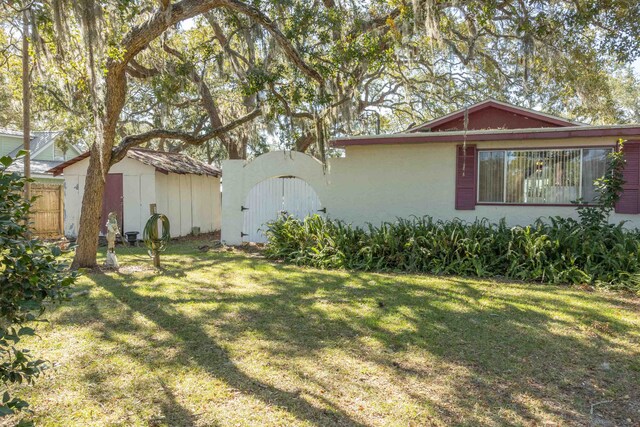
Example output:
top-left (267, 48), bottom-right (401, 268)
top-left (221, 136), bottom-right (640, 245)
top-left (62, 157), bottom-right (221, 238)
top-left (221, 151), bottom-right (330, 244)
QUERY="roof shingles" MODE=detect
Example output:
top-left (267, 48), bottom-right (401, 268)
top-left (127, 149), bottom-right (220, 177)
top-left (48, 148), bottom-right (221, 177)
top-left (6, 159), bottom-right (63, 175)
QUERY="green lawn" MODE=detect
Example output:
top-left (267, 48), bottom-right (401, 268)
top-left (10, 238), bottom-right (640, 426)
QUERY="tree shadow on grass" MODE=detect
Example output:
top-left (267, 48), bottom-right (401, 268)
top-left (87, 272), bottom-right (368, 427)
top-left (201, 259), bottom-right (639, 425)
top-left (74, 342), bottom-right (202, 427)
top-left (59, 248), bottom-right (640, 426)
top-left (154, 379), bottom-right (202, 427)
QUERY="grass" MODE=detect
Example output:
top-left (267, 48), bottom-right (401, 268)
top-left (8, 238), bottom-right (640, 426)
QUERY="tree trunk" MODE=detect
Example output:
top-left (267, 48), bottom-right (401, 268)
top-left (71, 144), bottom-right (108, 269)
top-left (227, 137), bottom-right (244, 160)
top-left (239, 134), bottom-right (248, 160)
top-left (22, 7), bottom-right (30, 202)
top-left (72, 66), bottom-right (125, 268)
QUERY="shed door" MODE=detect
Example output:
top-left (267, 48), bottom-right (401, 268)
top-left (100, 173), bottom-right (124, 235)
top-left (242, 177), bottom-right (322, 243)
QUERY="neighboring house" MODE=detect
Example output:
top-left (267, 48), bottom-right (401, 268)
top-left (1, 129), bottom-right (83, 237)
top-left (49, 148), bottom-right (221, 239)
top-left (0, 129), bottom-right (83, 182)
top-left (221, 99), bottom-right (640, 244)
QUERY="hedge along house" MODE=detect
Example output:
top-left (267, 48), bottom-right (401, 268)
top-left (221, 99), bottom-right (640, 245)
top-left (49, 148), bottom-right (221, 240)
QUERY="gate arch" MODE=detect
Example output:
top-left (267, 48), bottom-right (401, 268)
top-left (221, 151), bottom-right (330, 245)
top-left (242, 176), bottom-right (323, 243)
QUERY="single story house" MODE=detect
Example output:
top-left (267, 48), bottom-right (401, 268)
top-left (1, 129), bottom-right (83, 237)
top-left (221, 99), bottom-right (640, 244)
top-left (49, 148), bottom-right (221, 239)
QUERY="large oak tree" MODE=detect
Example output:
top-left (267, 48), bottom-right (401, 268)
top-left (71, 1), bottom-right (317, 267)
top-left (38, 0), bottom-right (400, 268)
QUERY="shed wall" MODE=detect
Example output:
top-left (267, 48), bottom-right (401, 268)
top-left (154, 172), bottom-right (221, 236)
top-left (62, 156), bottom-right (157, 237)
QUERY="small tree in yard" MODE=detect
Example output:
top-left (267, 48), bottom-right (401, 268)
top-left (0, 155), bottom-right (77, 417)
top-left (576, 139), bottom-right (627, 227)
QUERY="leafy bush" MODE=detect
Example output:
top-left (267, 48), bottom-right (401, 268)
top-left (264, 214), bottom-right (640, 291)
top-left (0, 155), bottom-right (77, 417)
top-left (265, 140), bottom-right (640, 292)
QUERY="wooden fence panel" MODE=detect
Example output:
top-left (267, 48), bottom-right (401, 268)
top-left (31, 183), bottom-right (63, 237)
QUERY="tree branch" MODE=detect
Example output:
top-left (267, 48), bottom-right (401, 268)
top-left (110, 107), bottom-right (261, 164)
top-left (33, 85), bottom-right (84, 115)
top-left (126, 58), bottom-right (160, 78)
top-left (295, 132), bottom-right (315, 152)
top-left (205, 13), bottom-right (250, 73)
top-left (269, 83), bottom-right (314, 119)
top-left (162, 42), bottom-right (236, 152)
top-left (218, 0), bottom-right (324, 85)
top-left (119, 0), bottom-right (225, 68)
top-left (350, 7), bottom-right (401, 36)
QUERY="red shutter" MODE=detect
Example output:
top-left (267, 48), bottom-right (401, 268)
top-left (616, 141), bottom-right (640, 214)
top-left (455, 144), bottom-right (477, 210)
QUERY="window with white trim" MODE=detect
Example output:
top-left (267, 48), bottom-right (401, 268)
top-left (477, 148), bottom-right (611, 204)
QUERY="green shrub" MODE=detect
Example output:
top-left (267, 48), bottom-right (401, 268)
top-left (264, 214), bottom-right (640, 291)
top-left (0, 155), bottom-right (77, 417)
top-left (266, 140), bottom-right (639, 292)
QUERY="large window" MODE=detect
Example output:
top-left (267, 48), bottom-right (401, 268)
top-left (478, 148), bottom-right (611, 204)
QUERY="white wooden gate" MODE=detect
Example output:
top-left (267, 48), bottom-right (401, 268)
top-left (242, 177), bottom-right (322, 243)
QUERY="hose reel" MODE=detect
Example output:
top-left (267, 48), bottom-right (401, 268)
top-left (143, 213), bottom-right (170, 267)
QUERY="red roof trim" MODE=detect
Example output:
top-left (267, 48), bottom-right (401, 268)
top-left (410, 99), bottom-right (580, 132)
top-left (333, 126), bottom-right (640, 147)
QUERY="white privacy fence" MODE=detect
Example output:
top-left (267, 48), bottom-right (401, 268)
top-left (242, 177), bottom-right (323, 243)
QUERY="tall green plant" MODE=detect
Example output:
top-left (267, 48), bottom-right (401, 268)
top-left (265, 214), bottom-right (640, 292)
top-left (0, 155), bottom-right (77, 417)
top-left (576, 139), bottom-right (626, 226)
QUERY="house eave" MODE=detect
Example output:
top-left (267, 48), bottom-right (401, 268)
top-left (332, 124), bottom-right (640, 147)
top-left (32, 173), bottom-right (62, 179)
